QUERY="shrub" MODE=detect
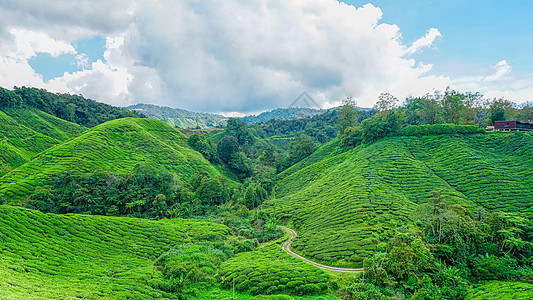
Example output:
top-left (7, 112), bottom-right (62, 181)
top-left (399, 124), bottom-right (485, 136)
top-left (345, 282), bottom-right (391, 300)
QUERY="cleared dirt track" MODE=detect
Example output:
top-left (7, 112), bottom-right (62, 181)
top-left (279, 226), bottom-right (364, 273)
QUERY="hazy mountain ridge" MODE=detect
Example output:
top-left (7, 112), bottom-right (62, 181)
top-left (126, 103), bottom-right (227, 128)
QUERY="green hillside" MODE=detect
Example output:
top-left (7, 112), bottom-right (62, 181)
top-left (0, 108), bottom-right (86, 176)
top-left (264, 132), bottom-right (533, 267)
top-left (1, 86), bottom-right (142, 127)
top-left (0, 205), bottom-right (230, 299)
top-left (126, 103), bottom-right (227, 128)
top-left (0, 117), bottom-right (224, 202)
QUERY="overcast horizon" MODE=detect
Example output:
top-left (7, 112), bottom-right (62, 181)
top-left (1, 0), bottom-right (532, 114)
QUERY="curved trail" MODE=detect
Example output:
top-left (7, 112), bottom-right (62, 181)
top-left (278, 226), bottom-right (364, 273)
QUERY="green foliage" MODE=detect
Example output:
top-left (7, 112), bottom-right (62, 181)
top-left (489, 99), bottom-right (514, 125)
top-left (0, 87), bottom-right (23, 108)
top-left (24, 164), bottom-right (202, 218)
top-left (266, 132), bottom-right (533, 268)
top-left (155, 241), bottom-right (234, 296)
top-left (441, 88), bottom-right (467, 125)
top-left (359, 109), bottom-right (405, 144)
top-left (188, 133), bottom-right (220, 163)
top-left (404, 96), bottom-right (441, 125)
top-left (337, 98), bottom-right (359, 135)
top-left (373, 93), bottom-right (398, 112)
top-left (226, 118), bottom-right (254, 146)
top-left (0, 108), bottom-right (86, 176)
top-left (0, 205), bottom-right (230, 299)
top-left (344, 282), bottom-right (392, 300)
top-left (288, 134), bottom-right (316, 164)
top-left (10, 86), bottom-right (142, 127)
top-left (218, 135), bottom-right (240, 162)
top-left (399, 124), bottom-right (485, 136)
top-left (219, 244), bottom-right (329, 296)
top-left (341, 126), bottom-right (363, 147)
top-left (466, 281), bottom-right (533, 300)
top-left (223, 209), bottom-right (282, 242)
top-left (0, 117), bottom-right (225, 202)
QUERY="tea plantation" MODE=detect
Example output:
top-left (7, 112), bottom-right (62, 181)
top-left (219, 243), bottom-right (330, 296)
top-left (0, 205), bottom-right (231, 299)
top-left (0, 117), bottom-right (224, 202)
top-left (466, 281), bottom-right (533, 299)
top-left (265, 132), bottom-right (533, 267)
top-left (0, 108), bottom-right (85, 176)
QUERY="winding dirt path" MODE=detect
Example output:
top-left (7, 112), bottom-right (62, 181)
top-left (279, 226), bottom-right (364, 273)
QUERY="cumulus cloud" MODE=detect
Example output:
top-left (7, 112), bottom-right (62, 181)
top-left (405, 28), bottom-right (442, 55)
top-left (0, 0), bottom-right (451, 111)
top-left (484, 60), bottom-right (511, 81)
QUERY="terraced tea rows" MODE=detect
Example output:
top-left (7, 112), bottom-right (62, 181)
top-left (219, 243), bottom-right (330, 296)
top-left (0, 117), bottom-right (224, 202)
top-left (0, 108), bottom-right (85, 176)
top-left (0, 205), bottom-right (230, 299)
top-left (403, 133), bottom-right (533, 216)
top-left (265, 132), bottom-right (533, 267)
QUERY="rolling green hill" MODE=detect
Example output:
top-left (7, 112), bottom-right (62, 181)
top-left (1, 86), bottom-right (142, 127)
top-left (0, 108), bottom-right (86, 176)
top-left (0, 205), bottom-right (230, 299)
top-left (0, 117), bottom-right (225, 202)
top-left (264, 131), bottom-right (533, 267)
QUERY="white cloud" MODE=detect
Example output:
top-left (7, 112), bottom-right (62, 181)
top-left (484, 60), bottom-right (511, 81)
top-left (8, 28), bottom-right (76, 58)
top-left (450, 60), bottom-right (533, 103)
top-left (0, 0), bottom-right (454, 111)
top-left (405, 28), bottom-right (442, 55)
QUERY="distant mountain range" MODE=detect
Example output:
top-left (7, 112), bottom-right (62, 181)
top-left (126, 104), bottom-right (349, 128)
top-left (125, 103), bottom-right (227, 128)
top-left (241, 107), bottom-right (331, 124)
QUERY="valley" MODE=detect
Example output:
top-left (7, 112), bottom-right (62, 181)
top-left (0, 86), bottom-right (532, 299)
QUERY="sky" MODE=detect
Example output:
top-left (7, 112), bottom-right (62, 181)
top-left (0, 0), bottom-right (531, 114)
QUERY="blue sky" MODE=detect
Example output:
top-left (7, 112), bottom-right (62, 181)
top-left (0, 0), bottom-right (531, 112)
top-left (29, 36), bottom-right (106, 81)
top-left (343, 0), bottom-right (533, 76)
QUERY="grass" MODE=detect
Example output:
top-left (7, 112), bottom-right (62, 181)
top-left (0, 117), bottom-right (227, 202)
top-left (265, 132), bottom-right (533, 267)
top-left (466, 281), bottom-right (533, 299)
top-left (0, 108), bottom-right (85, 176)
top-left (0, 205), bottom-right (230, 299)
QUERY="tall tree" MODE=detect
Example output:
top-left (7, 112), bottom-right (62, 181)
top-left (336, 97), bottom-right (358, 135)
top-left (217, 135), bottom-right (240, 163)
top-left (374, 93), bottom-right (398, 113)
top-left (225, 118), bottom-right (253, 145)
top-left (489, 98), bottom-right (514, 125)
top-left (288, 134), bottom-right (316, 163)
top-left (441, 88), bottom-right (466, 125)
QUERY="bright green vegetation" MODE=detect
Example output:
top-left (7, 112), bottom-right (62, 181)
top-left (219, 240), bottom-right (330, 296)
top-left (0, 108), bottom-right (85, 176)
top-left (403, 133), bottom-right (533, 216)
top-left (1, 86), bottom-right (141, 127)
top-left (0, 205), bottom-right (230, 299)
top-left (265, 132), bottom-right (533, 267)
top-left (466, 281), bottom-right (533, 299)
top-left (126, 103), bottom-right (227, 128)
top-left (0, 117), bottom-right (224, 202)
